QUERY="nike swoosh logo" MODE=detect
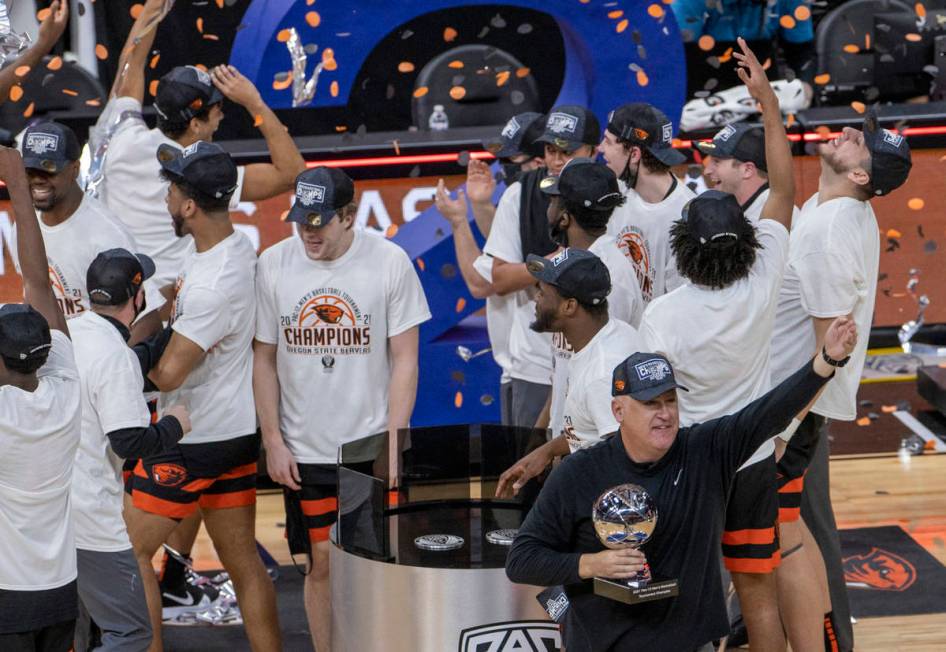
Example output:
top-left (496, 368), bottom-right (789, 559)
top-left (163, 591), bottom-right (195, 606)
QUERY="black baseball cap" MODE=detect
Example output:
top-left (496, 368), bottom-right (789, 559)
top-left (536, 105), bottom-right (601, 153)
top-left (695, 123), bottom-right (767, 172)
top-left (285, 167), bottom-right (355, 226)
top-left (483, 112), bottom-right (545, 159)
top-left (157, 141), bottom-right (238, 200)
top-left (606, 103), bottom-right (686, 166)
top-left (155, 65), bottom-right (224, 123)
top-left (539, 157), bottom-right (624, 211)
top-left (612, 352), bottom-right (689, 400)
top-left (0, 304), bottom-right (51, 364)
top-left (21, 121), bottom-right (80, 174)
top-left (680, 190), bottom-right (746, 246)
top-left (87, 248), bottom-right (156, 306)
top-left (526, 248), bottom-right (611, 306)
top-left (862, 108), bottom-right (912, 197)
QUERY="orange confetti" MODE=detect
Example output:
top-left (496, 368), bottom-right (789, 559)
top-left (305, 11), bottom-right (321, 28)
top-left (149, 80), bottom-right (159, 96)
top-left (718, 47), bottom-right (734, 63)
top-left (647, 4), bottom-right (665, 18)
top-left (906, 33), bottom-right (922, 42)
top-left (851, 101), bottom-right (866, 113)
top-left (815, 125), bottom-right (831, 137)
top-left (908, 198), bottom-right (925, 210)
top-left (516, 67), bottom-right (531, 78)
top-left (330, 80), bottom-right (339, 97)
top-left (616, 18), bottom-right (629, 33)
top-left (866, 33), bottom-right (871, 49)
top-left (887, 228), bottom-right (903, 238)
top-left (636, 69), bottom-right (649, 86)
top-left (253, 114), bottom-right (263, 127)
top-left (196, 17), bottom-right (204, 33)
top-left (61, 89), bottom-right (79, 96)
top-left (203, 34), bottom-right (219, 41)
top-left (9, 86), bottom-right (22, 102)
top-left (881, 405), bottom-right (898, 413)
top-left (454, 391), bottom-right (463, 409)
top-left (398, 61), bottom-right (415, 73)
top-left (47, 56), bottom-right (62, 71)
top-left (216, 0), bottom-right (224, 7)
top-left (780, 15), bottom-right (796, 29)
top-left (277, 28), bottom-right (292, 42)
top-left (194, 64), bottom-right (208, 72)
top-left (413, 86), bottom-right (429, 98)
top-left (856, 417), bottom-right (871, 426)
top-left (149, 53), bottom-right (160, 69)
top-left (95, 44), bottom-right (109, 60)
top-left (335, 125), bottom-right (348, 132)
top-left (917, 2), bottom-right (927, 18)
top-left (456, 297), bottom-right (467, 312)
top-left (925, 439), bottom-right (936, 450)
top-left (814, 73), bottom-right (831, 85)
top-left (843, 44), bottom-right (860, 53)
top-left (36, 8), bottom-right (51, 21)
top-left (14, 65), bottom-right (30, 78)
top-left (386, 224), bottom-right (399, 238)
top-left (794, 5), bottom-right (811, 20)
top-left (608, 10), bottom-right (624, 19)
top-left (444, 27), bottom-right (458, 42)
top-left (448, 60), bottom-right (464, 69)
top-left (321, 48), bottom-right (337, 71)
top-left (85, 99), bottom-right (101, 107)
top-left (496, 71), bottom-right (511, 86)
top-left (698, 35), bottom-right (715, 51)
top-left (762, 57), bottom-right (772, 70)
top-left (130, 4), bottom-right (143, 19)
top-left (307, 0), bottom-right (316, 4)
top-left (23, 102), bottom-right (35, 118)
top-left (449, 86), bottom-right (466, 100)
top-left (273, 73), bottom-right (293, 91)
top-left (786, 113), bottom-right (796, 127)
top-left (416, 258), bottom-right (426, 271)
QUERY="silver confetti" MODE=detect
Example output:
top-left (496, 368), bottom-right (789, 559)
top-left (899, 268), bottom-right (931, 352)
top-left (457, 346), bottom-right (491, 362)
top-left (285, 27), bottom-right (324, 108)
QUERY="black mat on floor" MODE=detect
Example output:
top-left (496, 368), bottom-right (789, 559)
top-left (162, 566), bottom-right (312, 652)
top-left (840, 525), bottom-right (946, 618)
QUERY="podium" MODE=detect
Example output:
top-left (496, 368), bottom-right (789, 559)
top-left (330, 425), bottom-right (561, 651)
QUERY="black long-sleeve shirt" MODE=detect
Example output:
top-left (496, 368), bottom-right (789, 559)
top-left (506, 361), bottom-right (830, 652)
top-left (107, 415), bottom-right (184, 460)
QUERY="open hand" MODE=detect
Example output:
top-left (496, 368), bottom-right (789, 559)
top-left (824, 316), bottom-right (858, 361)
top-left (734, 37), bottom-right (778, 111)
top-left (210, 64), bottom-right (263, 110)
top-left (495, 443), bottom-right (554, 498)
top-left (465, 159), bottom-right (496, 205)
top-left (434, 178), bottom-right (468, 227)
top-left (37, 0), bottom-right (69, 48)
top-left (265, 437), bottom-right (301, 491)
top-left (0, 147), bottom-right (24, 184)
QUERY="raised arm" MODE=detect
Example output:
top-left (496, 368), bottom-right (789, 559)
top-left (0, 0), bottom-right (68, 105)
top-left (435, 179), bottom-right (494, 299)
top-left (0, 147), bottom-right (67, 335)
top-left (210, 65), bottom-right (306, 201)
top-left (110, 0), bottom-right (169, 100)
top-left (734, 37), bottom-right (794, 230)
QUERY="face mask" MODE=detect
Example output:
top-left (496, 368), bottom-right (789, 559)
top-left (622, 156), bottom-right (641, 189)
top-left (549, 214), bottom-right (569, 248)
top-left (500, 161), bottom-right (524, 185)
top-left (133, 289), bottom-right (147, 321)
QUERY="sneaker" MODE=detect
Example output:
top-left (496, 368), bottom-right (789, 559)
top-left (161, 582), bottom-right (219, 620)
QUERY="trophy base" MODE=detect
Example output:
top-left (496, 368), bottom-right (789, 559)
top-left (593, 577), bottom-right (679, 604)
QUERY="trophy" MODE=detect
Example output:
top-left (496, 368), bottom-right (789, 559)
top-left (0, 1), bottom-right (31, 67)
top-left (591, 484), bottom-right (679, 604)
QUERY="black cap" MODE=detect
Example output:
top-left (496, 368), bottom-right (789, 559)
top-left (612, 352), bottom-right (689, 400)
top-left (680, 190), bottom-right (746, 246)
top-left (87, 248), bottom-right (156, 306)
top-left (863, 108), bottom-right (912, 197)
top-left (536, 105), bottom-right (601, 153)
top-left (539, 157), bottom-right (624, 211)
top-left (285, 167), bottom-right (355, 226)
top-left (483, 112), bottom-right (545, 159)
top-left (695, 123), bottom-right (767, 172)
top-left (21, 121), bottom-right (80, 174)
top-left (157, 141), bottom-right (238, 200)
top-left (154, 65), bottom-right (224, 123)
top-left (0, 304), bottom-right (52, 363)
top-left (526, 248), bottom-right (611, 306)
top-left (606, 103), bottom-right (686, 166)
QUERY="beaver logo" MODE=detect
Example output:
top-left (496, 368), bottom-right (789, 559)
top-left (152, 463), bottom-right (187, 487)
top-left (298, 295), bottom-right (357, 327)
top-left (616, 229), bottom-right (652, 300)
top-left (843, 548), bottom-right (916, 592)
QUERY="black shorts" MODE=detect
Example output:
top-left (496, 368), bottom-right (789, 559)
top-left (0, 581), bottom-right (76, 637)
top-left (722, 454), bottom-right (780, 574)
top-left (125, 433), bottom-right (260, 520)
top-left (776, 413), bottom-right (825, 524)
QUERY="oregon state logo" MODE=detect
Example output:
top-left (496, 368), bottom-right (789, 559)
top-left (152, 463), bottom-right (187, 487)
top-left (616, 228), bottom-right (652, 301)
top-left (48, 264), bottom-right (85, 318)
top-left (283, 287), bottom-right (371, 354)
top-left (843, 548), bottom-right (917, 592)
top-left (298, 295), bottom-right (357, 327)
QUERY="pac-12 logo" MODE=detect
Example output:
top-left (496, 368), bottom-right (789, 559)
top-left (843, 548), bottom-right (917, 592)
top-left (458, 620), bottom-right (562, 652)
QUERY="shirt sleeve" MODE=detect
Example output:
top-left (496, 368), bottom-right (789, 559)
top-left (89, 353), bottom-right (151, 433)
top-left (385, 246), bottom-right (431, 337)
top-left (752, 220), bottom-right (789, 296)
top-left (585, 377), bottom-right (619, 438)
top-left (38, 330), bottom-right (78, 380)
top-left (483, 183), bottom-right (524, 263)
top-left (229, 166), bottom-right (247, 210)
top-left (254, 251), bottom-right (280, 345)
top-left (472, 253), bottom-right (494, 283)
top-left (172, 286), bottom-right (231, 352)
top-left (795, 250), bottom-right (858, 318)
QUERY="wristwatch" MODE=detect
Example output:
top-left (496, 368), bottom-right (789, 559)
top-left (822, 346), bottom-right (851, 368)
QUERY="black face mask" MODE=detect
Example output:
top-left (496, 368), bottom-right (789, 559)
top-left (549, 214), bottom-right (569, 248)
top-left (621, 156), bottom-right (641, 190)
top-left (500, 161), bottom-right (524, 185)
top-left (132, 289), bottom-right (147, 321)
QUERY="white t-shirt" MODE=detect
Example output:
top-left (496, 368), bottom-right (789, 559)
top-left (70, 312), bottom-right (150, 552)
top-left (256, 230), bottom-right (431, 464)
top-left (742, 186), bottom-right (801, 225)
top-left (96, 97), bottom-right (245, 288)
top-left (641, 219), bottom-right (789, 467)
top-left (562, 319), bottom-right (644, 452)
top-left (483, 182), bottom-right (553, 385)
top-left (769, 194), bottom-right (879, 421)
top-left (0, 330), bottom-right (80, 590)
top-left (473, 253), bottom-right (514, 384)
top-left (607, 178), bottom-right (694, 303)
top-left (159, 231), bottom-right (257, 443)
top-left (11, 195), bottom-right (137, 319)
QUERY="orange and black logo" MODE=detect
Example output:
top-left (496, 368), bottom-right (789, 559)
top-left (283, 288), bottom-right (371, 354)
top-left (843, 547), bottom-right (917, 592)
top-left (152, 463), bottom-right (187, 487)
top-left (616, 228), bottom-right (652, 300)
top-left (48, 264), bottom-right (85, 317)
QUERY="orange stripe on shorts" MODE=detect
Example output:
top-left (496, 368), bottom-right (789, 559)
top-left (199, 487), bottom-right (257, 510)
top-left (778, 507), bottom-right (801, 523)
top-left (132, 489), bottom-right (197, 520)
top-left (722, 527), bottom-right (776, 546)
top-left (308, 523), bottom-right (333, 543)
top-left (301, 497), bottom-right (338, 517)
top-left (724, 551), bottom-right (781, 574)
top-left (779, 476), bottom-right (805, 493)
top-left (217, 462), bottom-right (258, 480)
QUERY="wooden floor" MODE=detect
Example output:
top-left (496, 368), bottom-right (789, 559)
top-left (183, 452), bottom-right (946, 651)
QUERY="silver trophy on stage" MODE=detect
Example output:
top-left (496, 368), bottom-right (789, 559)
top-left (591, 484), bottom-right (678, 604)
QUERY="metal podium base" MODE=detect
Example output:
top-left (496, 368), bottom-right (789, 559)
top-left (330, 543), bottom-right (560, 651)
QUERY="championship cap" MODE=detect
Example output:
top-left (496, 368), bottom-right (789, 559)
top-left (483, 112), bottom-right (545, 159)
top-left (87, 248), bottom-right (156, 306)
top-left (539, 157), bottom-right (624, 211)
top-left (536, 105), bottom-right (601, 153)
top-left (862, 108), bottom-right (912, 197)
top-left (0, 304), bottom-right (51, 364)
top-left (611, 352), bottom-right (689, 400)
top-left (680, 190), bottom-right (746, 246)
top-left (285, 167), bottom-right (355, 227)
top-left (606, 103), bottom-right (686, 166)
top-left (155, 65), bottom-right (224, 123)
top-left (695, 123), bottom-right (767, 172)
top-left (526, 248), bottom-right (611, 306)
top-left (157, 141), bottom-right (238, 200)
top-left (21, 121), bottom-right (80, 174)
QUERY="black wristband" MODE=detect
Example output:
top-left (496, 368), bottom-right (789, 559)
top-left (822, 346), bottom-right (851, 368)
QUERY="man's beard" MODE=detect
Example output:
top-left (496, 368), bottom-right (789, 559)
top-left (530, 305), bottom-right (556, 333)
top-left (171, 212), bottom-right (186, 237)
